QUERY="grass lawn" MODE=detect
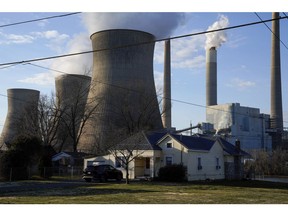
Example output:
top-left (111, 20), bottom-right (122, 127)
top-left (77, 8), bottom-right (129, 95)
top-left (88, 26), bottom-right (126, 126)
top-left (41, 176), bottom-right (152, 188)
top-left (0, 180), bottom-right (288, 204)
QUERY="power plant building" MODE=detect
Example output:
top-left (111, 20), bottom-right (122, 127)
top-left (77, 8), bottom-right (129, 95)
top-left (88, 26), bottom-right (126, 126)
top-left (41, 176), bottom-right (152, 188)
top-left (206, 103), bottom-right (272, 152)
top-left (78, 29), bottom-right (163, 154)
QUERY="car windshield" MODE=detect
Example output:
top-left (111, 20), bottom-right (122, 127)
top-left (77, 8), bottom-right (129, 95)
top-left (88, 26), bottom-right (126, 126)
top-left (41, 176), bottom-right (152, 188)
top-left (85, 165), bottom-right (106, 171)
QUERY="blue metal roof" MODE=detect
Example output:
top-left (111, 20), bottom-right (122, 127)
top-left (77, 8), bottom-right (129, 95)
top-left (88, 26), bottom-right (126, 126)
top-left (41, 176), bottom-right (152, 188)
top-left (145, 131), bottom-right (166, 150)
top-left (217, 137), bottom-right (250, 156)
top-left (169, 134), bottom-right (215, 151)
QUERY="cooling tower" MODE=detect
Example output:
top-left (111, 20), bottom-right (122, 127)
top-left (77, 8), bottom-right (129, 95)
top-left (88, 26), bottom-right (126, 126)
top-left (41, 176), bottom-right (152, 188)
top-left (78, 29), bottom-right (163, 154)
top-left (162, 40), bottom-right (172, 128)
top-left (270, 12), bottom-right (283, 148)
top-left (0, 88), bottom-right (40, 149)
top-left (206, 47), bottom-right (217, 106)
top-left (55, 74), bottom-right (91, 152)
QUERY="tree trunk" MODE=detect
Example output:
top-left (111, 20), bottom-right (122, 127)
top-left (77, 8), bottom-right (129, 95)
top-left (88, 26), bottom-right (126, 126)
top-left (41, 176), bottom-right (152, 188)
top-left (125, 166), bottom-right (129, 184)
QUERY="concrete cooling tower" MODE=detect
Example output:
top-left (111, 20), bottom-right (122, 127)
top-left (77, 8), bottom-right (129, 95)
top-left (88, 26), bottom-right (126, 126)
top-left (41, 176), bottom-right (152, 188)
top-left (78, 29), bottom-right (163, 154)
top-left (55, 74), bottom-right (91, 152)
top-left (0, 88), bottom-right (40, 150)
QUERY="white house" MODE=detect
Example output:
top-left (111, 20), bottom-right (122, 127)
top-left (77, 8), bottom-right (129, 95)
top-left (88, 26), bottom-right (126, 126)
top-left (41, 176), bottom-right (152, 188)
top-left (84, 131), bottom-right (249, 181)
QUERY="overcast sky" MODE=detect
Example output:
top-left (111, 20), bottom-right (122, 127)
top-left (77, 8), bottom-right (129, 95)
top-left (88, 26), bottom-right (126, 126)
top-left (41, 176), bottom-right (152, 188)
top-left (1, 2), bottom-right (288, 134)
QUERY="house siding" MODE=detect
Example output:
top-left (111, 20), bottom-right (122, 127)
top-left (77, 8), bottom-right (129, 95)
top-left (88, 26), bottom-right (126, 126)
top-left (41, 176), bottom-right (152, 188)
top-left (83, 133), bottom-right (247, 182)
top-left (187, 141), bottom-right (225, 181)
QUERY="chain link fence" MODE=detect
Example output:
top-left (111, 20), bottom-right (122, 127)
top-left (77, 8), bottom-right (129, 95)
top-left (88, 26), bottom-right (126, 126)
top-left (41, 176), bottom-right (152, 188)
top-left (1, 166), bottom-right (84, 182)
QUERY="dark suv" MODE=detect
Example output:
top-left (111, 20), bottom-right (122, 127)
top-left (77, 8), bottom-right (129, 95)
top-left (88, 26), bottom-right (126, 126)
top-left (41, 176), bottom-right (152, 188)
top-left (82, 164), bottom-right (123, 182)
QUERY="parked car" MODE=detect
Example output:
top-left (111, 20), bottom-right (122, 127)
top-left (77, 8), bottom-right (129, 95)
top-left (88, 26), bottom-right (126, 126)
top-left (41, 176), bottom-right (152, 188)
top-left (82, 164), bottom-right (123, 182)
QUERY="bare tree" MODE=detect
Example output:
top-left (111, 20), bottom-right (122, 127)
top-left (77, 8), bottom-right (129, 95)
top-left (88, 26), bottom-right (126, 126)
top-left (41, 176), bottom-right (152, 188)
top-left (38, 93), bottom-right (64, 148)
top-left (108, 132), bottom-right (146, 184)
top-left (56, 75), bottom-right (102, 153)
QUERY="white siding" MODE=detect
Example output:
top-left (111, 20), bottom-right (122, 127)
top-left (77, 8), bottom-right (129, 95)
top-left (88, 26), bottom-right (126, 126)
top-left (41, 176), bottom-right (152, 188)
top-left (187, 141), bottom-right (225, 181)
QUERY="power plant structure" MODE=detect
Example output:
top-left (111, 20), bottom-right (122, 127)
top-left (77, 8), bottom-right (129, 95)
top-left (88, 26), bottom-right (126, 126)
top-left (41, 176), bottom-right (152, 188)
top-left (203, 12), bottom-right (288, 151)
top-left (78, 29), bottom-right (163, 154)
top-left (0, 13), bottom-right (285, 155)
top-left (204, 38), bottom-right (273, 152)
top-left (54, 74), bottom-right (91, 152)
top-left (206, 47), bottom-right (217, 106)
top-left (162, 40), bottom-right (172, 129)
top-left (0, 88), bottom-right (40, 150)
top-left (206, 103), bottom-right (272, 152)
top-left (270, 12), bottom-right (284, 149)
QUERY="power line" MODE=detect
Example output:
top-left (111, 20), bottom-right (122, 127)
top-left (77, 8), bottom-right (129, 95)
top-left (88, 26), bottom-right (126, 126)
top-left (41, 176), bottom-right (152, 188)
top-left (0, 12), bottom-right (81, 28)
top-left (254, 12), bottom-right (288, 50)
top-left (1, 61), bottom-right (287, 132)
top-left (0, 14), bottom-right (288, 127)
top-left (0, 14), bottom-right (288, 67)
top-left (24, 62), bottom-right (288, 126)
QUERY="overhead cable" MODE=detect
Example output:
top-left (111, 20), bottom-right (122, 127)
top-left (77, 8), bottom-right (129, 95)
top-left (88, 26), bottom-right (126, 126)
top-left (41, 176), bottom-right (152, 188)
top-left (0, 15), bottom-right (288, 67)
top-left (0, 12), bottom-right (81, 28)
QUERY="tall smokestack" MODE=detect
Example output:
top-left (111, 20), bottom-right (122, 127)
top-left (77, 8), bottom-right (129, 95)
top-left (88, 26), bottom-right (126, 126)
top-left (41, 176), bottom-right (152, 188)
top-left (162, 40), bottom-right (172, 128)
top-left (78, 29), bottom-right (163, 154)
top-left (270, 12), bottom-right (283, 148)
top-left (0, 88), bottom-right (40, 149)
top-left (206, 47), bottom-right (217, 106)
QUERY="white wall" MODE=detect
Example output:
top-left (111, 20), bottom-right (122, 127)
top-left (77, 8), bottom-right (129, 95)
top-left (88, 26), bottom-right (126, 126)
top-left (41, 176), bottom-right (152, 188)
top-left (157, 135), bottom-right (225, 181)
top-left (187, 141), bottom-right (225, 181)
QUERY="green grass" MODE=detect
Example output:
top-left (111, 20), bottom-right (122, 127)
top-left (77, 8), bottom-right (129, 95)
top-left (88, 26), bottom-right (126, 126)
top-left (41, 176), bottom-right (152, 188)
top-left (0, 180), bottom-right (288, 204)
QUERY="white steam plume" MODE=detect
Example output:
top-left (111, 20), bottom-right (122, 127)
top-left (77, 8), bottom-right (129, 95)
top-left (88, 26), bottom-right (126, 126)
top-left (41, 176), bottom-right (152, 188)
top-left (82, 12), bottom-right (186, 39)
top-left (205, 15), bottom-right (229, 50)
top-left (51, 13), bottom-right (186, 78)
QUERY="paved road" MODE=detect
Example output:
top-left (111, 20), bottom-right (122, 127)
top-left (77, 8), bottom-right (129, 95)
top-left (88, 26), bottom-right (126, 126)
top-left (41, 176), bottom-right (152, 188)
top-left (255, 176), bottom-right (288, 184)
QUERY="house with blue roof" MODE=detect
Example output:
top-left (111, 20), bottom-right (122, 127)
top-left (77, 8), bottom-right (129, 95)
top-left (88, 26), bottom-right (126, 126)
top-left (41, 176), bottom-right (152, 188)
top-left (84, 131), bottom-right (249, 181)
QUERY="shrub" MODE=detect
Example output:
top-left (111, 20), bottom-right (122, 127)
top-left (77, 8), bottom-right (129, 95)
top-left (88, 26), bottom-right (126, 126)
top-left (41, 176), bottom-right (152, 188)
top-left (158, 164), bottom-right (187, 182)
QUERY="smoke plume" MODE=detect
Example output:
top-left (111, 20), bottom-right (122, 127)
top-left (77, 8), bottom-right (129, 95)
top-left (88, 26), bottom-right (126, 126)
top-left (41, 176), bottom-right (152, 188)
top-left (205, 15), bottom-right (229, 50)
top-left (82, 12), bottom-right (186, 39)
top-left (51, 13), bottom-right (186, 78)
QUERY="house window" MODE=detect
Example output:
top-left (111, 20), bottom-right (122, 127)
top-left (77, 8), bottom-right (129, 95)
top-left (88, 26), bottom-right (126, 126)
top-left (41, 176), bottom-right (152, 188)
top-left (216, 157), bottom-right (221, 170)
top-left (166, 142), bottom-right (172, 148)
top-left (165, 156), bottom-right (173, 166)
top-left (197, 157), bottom-right (202, 170)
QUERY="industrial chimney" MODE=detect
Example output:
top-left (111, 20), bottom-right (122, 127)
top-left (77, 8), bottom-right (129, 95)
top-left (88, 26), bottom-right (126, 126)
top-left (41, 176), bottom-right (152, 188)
top-left (54, 74), bottom-right (91, 152)
top-left (78, 29), bottom-right (163, 154)
top-left (270, 12), bottom-right (283, 149)
top-left (206, 47), bottom-right (217, 106)
top-left (162, 40), bottom-right (172, 129)
top-left (0, 88), bottom-right (40, 149)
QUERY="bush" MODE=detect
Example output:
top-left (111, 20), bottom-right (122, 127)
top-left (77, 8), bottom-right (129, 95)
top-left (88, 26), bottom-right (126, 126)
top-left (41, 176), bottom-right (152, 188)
top-left (0, 150), bottom-right (30, 180)
top-left (158, 164), bottom-right (187, 182)
top-left (0, 135), bottom-right (42, 180)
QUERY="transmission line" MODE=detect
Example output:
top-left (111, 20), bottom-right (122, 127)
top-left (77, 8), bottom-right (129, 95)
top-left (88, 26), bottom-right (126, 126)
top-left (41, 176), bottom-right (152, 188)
top-left (0, 12), bottom-right (81, 28)
top-left (0, 14), bottom-right (288, 67)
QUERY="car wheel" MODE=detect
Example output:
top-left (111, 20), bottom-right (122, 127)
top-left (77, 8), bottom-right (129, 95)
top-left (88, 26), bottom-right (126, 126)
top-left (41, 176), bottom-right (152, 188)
top-left (100, 175), bottom-right (106, 182)
top-left (84, 178), bottom-right (92, 182)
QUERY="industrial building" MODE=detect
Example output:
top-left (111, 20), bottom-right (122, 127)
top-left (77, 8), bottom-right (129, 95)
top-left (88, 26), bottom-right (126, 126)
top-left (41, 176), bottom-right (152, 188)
top-left (203, 13), bottom-right (285, 151)
top-left (206, 103), bottom-right (272, 152)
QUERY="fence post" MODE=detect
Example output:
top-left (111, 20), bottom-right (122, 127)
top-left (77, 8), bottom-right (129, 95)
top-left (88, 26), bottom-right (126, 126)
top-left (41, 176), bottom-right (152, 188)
top-left (71, 166), bottom-right (74, 179)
